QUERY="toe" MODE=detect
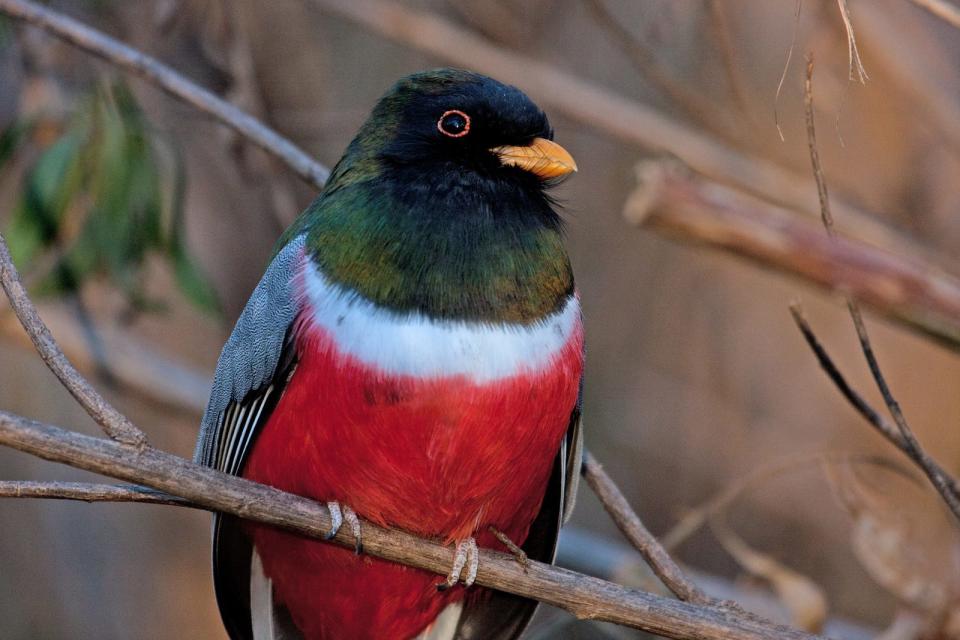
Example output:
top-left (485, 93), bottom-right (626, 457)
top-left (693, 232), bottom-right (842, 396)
top-left (326, 501), bottom-right (343, 540)
top-left (343, 505), bottom-right (363, 554)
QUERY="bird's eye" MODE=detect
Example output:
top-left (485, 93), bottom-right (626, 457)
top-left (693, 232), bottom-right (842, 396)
top-left (438, 110), bottom-right (470, 138)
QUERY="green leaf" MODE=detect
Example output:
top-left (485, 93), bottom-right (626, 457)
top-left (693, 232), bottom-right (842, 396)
top-left (5, 79), bottom-right (221, 316)
top-left (170, 243), bottom-right (221, 314)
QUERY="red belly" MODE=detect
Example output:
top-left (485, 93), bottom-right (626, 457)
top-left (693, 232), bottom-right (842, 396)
top-left (243, 321), bottom-right (583, 640)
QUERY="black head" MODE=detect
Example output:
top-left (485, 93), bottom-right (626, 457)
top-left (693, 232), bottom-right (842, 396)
top-left (350, 69), bottom-right (575, 186)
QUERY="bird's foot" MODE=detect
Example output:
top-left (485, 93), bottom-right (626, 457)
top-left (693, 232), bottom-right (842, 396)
top-left (488, 526), bottom-right (529, 569)
top-left (436, 537), bottom-right (478, 591)
top-left (326, 501), bottom-right (363, 554)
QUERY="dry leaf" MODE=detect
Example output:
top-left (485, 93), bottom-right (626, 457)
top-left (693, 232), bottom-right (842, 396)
top-left (711, 515), bottom-right (828, 632)
top-left (825, 458), bottom-right (960, 613)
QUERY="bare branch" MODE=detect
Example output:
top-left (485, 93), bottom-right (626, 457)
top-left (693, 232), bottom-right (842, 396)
top-left (0, 303), bottom-right (210, 413)
top-left (800, 56), bottom-right (960, 523)
top-left (0, 236), bottom-right (147, 447)
top-left (788, 306), bottom-right (960, 520)
top-left (0, 0), bottom-right (329, 189)
top-left (581, 451), bottom-right (711, 606)
top-left (623, 163), bottom-right (960, 351)
top-left (0, 481), bottom-right (190, 506)
top-left (0, 410), bottom-right (823, 640)
top-left (908, 0), bottom-right (960, 29)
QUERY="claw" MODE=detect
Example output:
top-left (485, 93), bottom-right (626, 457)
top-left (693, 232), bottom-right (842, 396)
top-left (326, 501), bottom-right (343, 540)
top-left (343, 505), bottom-right (363, 554)
top-left (489, 526), bottom-right (529, 569)
top-left (325, 501), bottom-right (363, 553)
top-left (437, 538), bottom-right (478, 591)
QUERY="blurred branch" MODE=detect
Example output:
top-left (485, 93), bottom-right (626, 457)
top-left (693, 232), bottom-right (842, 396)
top-left (798, 55), bottom-right (960, 523)
top-left (909, 0), bottom-right (960, 29)
top-left (856, 5), bottom-right (960, 154)
top-left (623, 163), bottom-right (960, 352)
top-left (662, 452), bottom-right (912, 551)
top-left (0, 0), bottom-right (330, 189)
top-left (582, 451), bottom-right (710, 606)
top-left (309, 0), bottom-right (958, 274)
top-left (0, 236), bottom-right (147, 447)
top-left (0, 304), bottom-right (210, 413)
top-left (707, 0), bottom-right (754, 120)
top-left (581, 0), bottom-right (726, 135)
top-left (0, 411), bottom-right (823, 640)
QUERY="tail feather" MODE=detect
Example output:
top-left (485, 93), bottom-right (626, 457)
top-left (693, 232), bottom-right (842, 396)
top-left (250, 548), bottom-right (302, 640)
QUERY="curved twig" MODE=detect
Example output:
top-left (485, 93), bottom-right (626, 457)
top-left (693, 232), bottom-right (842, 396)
top-left (581, 451), bottom-right (711, 606)
top-left (0, 236), bottom-right (147, 447)
top-left (799, 56), bottom-right (960, 523)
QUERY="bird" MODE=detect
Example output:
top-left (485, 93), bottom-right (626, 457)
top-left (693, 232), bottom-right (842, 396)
top-left (195, 68), bottom-right (584, 640)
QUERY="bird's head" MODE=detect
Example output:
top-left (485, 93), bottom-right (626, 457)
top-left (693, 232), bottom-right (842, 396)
top-left (299, 69), bottom-right (577, 323)
top-left (328, 68), bottom-right (576, 197)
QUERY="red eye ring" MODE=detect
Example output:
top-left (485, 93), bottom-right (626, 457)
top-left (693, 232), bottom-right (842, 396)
top-left (438, 110), bottom-right (471, 138)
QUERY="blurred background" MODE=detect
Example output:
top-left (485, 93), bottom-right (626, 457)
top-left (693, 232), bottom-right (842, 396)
top-left (1, 1), bottom-right (959, 638)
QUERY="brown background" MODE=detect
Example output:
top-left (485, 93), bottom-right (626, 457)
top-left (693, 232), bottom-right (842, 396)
top-left (1, 1), bottom-right (959, 638)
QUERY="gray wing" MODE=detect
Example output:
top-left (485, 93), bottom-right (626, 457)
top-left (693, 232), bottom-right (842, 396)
top-left (195, 234), bottom-right (305, 470)
top-left (195, 235), bottom-right (306, 640)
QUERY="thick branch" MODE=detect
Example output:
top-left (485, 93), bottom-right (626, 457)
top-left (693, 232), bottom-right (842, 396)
top-left (0, 236), bottom-right (147, 447)
top-left (909, 0), bottom-right (960, 29)
top-left (0, 0), bottom-right (329, 189)
top-left (581, 452), bottom-right (710, 606)
top-left (0, 411), bottom-right (821, 640)
top-left (624, 164), bottom-right (960, 351)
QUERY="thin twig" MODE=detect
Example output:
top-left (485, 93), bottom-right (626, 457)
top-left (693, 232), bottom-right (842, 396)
top-left (775, 0), bottom-right (803, 142)
top-left (0, 480), bottom-right (191, 506)
top-left (800, 57), bottom-right (960, 523)
top-left (0, 236), bottom-right (147, 448)
top-left (581, 0), bottom-right (725, 135)
top-left (788, 306), bottom-right (960, 520)
top-left (707, 0), bottom-right (754, 120)
top-left (908, 0), bottom-right (960, 29)
top-left (835, 0), bottom-right (869, 83)
top-left (581, 451), bottom-right (711, 606)
top-left (0, 0), bottom-right (329, 189)
top-left (0, 411), bottom-right (822, 640)
top-left (662, 450), bottom-right (916, 551)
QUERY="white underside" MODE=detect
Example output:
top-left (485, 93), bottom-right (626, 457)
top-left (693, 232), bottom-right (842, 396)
top-left (301, 261), bottom-right (580, 383)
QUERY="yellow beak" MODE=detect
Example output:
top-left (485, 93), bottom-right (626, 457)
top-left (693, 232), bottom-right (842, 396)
top-left (491, 137), bottom-right (577, 180)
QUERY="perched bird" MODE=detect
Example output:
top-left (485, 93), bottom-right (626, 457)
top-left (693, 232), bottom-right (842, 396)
top-left (195, 68), bottom-right (584, 640)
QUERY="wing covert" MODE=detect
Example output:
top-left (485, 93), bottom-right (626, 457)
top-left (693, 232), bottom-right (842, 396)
top-left (195, 234), bottom-right (306, 472)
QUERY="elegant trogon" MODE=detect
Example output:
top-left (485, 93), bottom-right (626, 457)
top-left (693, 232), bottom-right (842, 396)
top-left (195, 68), bottom-right (584, 640)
